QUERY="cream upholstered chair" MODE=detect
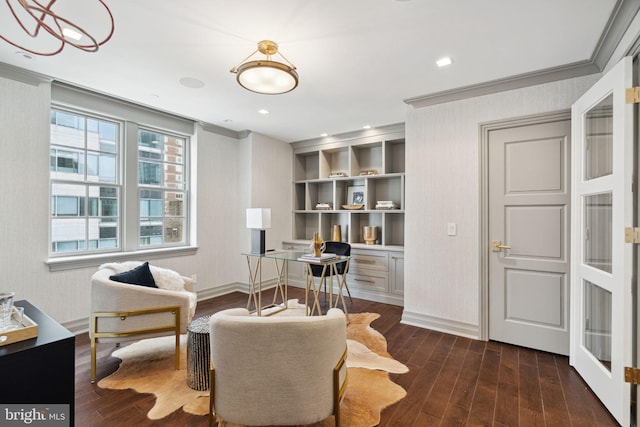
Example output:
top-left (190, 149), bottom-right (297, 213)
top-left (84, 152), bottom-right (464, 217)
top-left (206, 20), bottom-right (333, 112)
top-left (208, 308), bottom-right (348, 427)
top-left (89, 261), bottom-right (197, 383)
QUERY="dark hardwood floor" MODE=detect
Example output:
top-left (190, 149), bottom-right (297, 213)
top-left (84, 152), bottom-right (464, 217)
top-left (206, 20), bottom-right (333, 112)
top-left (75, 289), bottom-right (618, 426)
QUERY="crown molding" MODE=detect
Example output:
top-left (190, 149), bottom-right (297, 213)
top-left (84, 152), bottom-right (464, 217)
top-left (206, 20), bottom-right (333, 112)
top-left (591, 0), bottom-right (640, 68)
top-left (0, 61), bottom-right (51, 86)
top-left (404, 61), bottom-right (600, 109)
top-left (405, 0), bottom-right (640, 109)
top-left (198, 122), bottom-right (250, 139)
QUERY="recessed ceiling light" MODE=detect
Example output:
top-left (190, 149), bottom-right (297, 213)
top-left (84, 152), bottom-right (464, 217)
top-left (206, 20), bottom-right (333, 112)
top-left (363, 125), bottom-right (371, 129)
top-left (258, 109), bottom-right (270, 115)
top-left (436, 57), bottom-right (453, 67)
top-left (320, 133), bottom-right (328, 137)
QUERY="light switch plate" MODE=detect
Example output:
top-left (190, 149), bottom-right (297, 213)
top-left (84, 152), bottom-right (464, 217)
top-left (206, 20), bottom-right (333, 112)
top-left (447, 223), bottom-right (457, 236)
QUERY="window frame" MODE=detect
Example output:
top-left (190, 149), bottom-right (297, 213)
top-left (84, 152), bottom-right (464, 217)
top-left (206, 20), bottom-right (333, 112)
top-left (49, 107), bottom-right (123, 256)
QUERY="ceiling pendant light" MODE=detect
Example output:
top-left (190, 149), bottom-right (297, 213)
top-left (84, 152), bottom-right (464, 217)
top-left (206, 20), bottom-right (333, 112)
top-left (231, 40), bottom-right (298, 95)
top-left (0, 0), bottom-right (114, 56)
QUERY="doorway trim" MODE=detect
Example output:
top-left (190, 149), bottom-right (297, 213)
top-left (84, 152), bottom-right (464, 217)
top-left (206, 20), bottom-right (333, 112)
top-left (478, 110), bottom-right (572, 341)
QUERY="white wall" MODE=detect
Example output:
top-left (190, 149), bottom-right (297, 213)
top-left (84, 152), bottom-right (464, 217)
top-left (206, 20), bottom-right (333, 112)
top-left (0, 74), bottom-right (293, 331)
top-left (403, 74), bottom-right (601, 338)
top-left (235, 132), bottom-right (294, 280)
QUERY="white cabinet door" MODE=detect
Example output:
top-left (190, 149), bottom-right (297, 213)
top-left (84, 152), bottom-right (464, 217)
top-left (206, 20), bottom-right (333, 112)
top-left (389, 253), bottom-right (404, 295)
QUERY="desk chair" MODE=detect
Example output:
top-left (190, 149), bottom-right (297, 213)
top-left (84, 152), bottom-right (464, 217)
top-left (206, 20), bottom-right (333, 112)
top-left (310, 241), bottom-right (353, 310)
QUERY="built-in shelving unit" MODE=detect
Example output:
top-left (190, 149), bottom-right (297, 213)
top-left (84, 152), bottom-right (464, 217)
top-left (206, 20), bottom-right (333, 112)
top-left (291, 124), bottom-right (405, 248)
top-left (287, 123), bottom-right (405, 306)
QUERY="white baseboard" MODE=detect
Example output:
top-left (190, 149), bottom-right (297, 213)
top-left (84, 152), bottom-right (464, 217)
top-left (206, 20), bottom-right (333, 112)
top-left (401, 310), bottom-right (480, 340)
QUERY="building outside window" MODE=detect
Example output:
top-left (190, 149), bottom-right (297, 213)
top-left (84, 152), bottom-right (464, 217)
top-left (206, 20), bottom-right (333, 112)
top-left (138, 129), bottom-right (187, 247)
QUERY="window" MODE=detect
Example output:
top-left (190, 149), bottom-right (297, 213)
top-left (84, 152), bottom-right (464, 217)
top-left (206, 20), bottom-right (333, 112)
top-left (50, 110), bottom-right (120, 254)
top-left (138, 130), bottom-right (187, 247)
top-left (49, 107), bottom-right (190, 257)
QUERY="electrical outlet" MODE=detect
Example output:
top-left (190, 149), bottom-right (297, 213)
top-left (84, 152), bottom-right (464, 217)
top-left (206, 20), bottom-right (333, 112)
top-left (447, 223), bottom-right (457, 236)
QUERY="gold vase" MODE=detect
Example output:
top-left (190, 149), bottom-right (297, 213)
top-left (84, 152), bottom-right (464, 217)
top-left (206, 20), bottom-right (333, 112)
top-left (332, 224), bottom-right (342, 242)
top-left (362, 226), bottom-right (377, 245)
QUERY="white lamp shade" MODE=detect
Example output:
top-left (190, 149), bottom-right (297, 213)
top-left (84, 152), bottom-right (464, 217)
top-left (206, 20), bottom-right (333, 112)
top-left (246, 208), bottom-right (271, 229)
top-left (237, 61), bottom-right (298, 94)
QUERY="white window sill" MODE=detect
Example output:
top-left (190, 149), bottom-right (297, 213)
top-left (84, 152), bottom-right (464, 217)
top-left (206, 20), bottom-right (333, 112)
top-left (45, 246), bottom-right (199, 272)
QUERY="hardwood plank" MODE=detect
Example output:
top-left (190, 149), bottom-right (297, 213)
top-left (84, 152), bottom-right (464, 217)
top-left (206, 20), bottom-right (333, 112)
top-left (420, 336), bottom-right (469, 419)
top-left (518, 362), bottom-right (545, 427)
top-left (537, 352), bottom-right (571, 426)
top-left (494, 344), bottom-right (519, 426)
top-left (448, 348), bottom-right (483, 411)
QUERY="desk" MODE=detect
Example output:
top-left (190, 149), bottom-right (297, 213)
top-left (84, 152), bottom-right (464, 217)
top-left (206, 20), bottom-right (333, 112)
top-left (243, 250), bottom-right (350, 316)
top-left (0, 300), bottom-right (75, 425)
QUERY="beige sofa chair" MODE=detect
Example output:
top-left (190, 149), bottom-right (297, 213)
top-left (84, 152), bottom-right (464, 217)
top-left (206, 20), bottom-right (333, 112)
top-left (89, 261), bottom-right (197, 382)
top-left (208, 307), bottom-right (348, 427)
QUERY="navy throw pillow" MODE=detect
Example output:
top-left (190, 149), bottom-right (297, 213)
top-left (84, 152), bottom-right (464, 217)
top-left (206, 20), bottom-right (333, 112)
top-left (109, 262), bottom-right (157, 288)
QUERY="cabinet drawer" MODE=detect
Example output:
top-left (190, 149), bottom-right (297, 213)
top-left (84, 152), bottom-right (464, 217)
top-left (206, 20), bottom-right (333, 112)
top-left (347, 269), bottom-right (388, 292)
top-left (349, 250), bottom-right (388, 271)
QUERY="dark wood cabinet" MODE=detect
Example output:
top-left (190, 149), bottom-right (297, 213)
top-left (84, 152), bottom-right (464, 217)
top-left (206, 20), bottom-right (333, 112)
top-left (0, 300), bottom-right (75, 425)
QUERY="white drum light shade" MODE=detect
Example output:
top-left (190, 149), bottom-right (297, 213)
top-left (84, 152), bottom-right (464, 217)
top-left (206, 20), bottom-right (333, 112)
top-left (231, 40), bottom-right (298, 95)
top-left (236, 61), bottom-right (298, 94)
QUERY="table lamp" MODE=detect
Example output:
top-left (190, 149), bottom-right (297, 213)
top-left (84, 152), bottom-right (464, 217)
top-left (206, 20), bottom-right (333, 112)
top-left (246, 208), bottom-right (271, 254)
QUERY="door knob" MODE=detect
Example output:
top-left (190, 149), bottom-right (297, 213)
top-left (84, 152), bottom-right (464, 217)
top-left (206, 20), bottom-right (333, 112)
top-left (492, 240), bottom-right (512, 252)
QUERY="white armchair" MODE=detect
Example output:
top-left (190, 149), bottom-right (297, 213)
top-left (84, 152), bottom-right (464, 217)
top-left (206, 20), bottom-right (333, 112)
top-left (89, 261), bottom-right (197, 383)
top-left (208, 307), bottom-right (348, 427)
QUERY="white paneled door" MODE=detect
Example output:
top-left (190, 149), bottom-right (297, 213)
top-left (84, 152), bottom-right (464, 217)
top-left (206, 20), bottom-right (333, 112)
top-left (488, 119), bottom-right (571, 355)
top-left (570, 56), bottom-right (633, 426)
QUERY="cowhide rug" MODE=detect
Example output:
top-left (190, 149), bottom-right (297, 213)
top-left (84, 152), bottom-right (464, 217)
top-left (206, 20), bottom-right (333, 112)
top-left (98, 308), bottom-right (407, 426)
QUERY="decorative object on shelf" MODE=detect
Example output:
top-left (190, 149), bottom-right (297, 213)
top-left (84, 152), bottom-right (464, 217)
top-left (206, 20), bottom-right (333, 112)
top-left (0, 0), bottom-right (114, 56)
top-left (363, 226), bottom-right (378, 245)
top-left (230, 40), bottom-right (298, 94)
top-left (309, 231), bottom-right (326, 257)
top-left (347, 185), bottom-right (366, 206)
top-left (315, 202), bottom-right (333, 210)
top-left (341, 204), bottom-right (364, 210)
top-left (332, 224), bottom-right (342, 242)
top-left (246, 208), bottom-right (271, 254)
top-left (359, 169), bottom-right (379, 176)
top-left (329, 172), bottom-right (347, 178)
top-left (376, 200), bottom-right (399, 210)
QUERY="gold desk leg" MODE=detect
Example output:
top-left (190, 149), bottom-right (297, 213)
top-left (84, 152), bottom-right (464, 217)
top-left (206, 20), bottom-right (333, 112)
top-left (246, 256), bottom-right (262, 316)
top-left (334, 260), bottom-right (350, 316)
top-left (271, 258), bottom-right (287, 308)
top-left (305, 263), bottom-right (324, 316)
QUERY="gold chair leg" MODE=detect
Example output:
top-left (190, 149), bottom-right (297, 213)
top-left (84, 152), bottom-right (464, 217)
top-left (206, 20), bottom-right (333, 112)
top-left (90, 336), bottom-right (97, 383)
top-left (90, 315), bottom-right (97, 383)
top-left (209, 367), bottom-right (216, 427)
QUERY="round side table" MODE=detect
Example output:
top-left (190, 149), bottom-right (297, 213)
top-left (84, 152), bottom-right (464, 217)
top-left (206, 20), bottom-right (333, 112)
top-left (186, 315), bottom-right (211, 390)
